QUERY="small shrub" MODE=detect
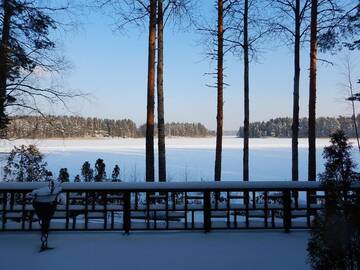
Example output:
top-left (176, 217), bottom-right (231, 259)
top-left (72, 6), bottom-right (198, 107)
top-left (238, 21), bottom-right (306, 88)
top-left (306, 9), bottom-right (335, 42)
top-left (74, 174), bottom-right (81, 182)
top-left (112, 165), bottom-right (120, 182)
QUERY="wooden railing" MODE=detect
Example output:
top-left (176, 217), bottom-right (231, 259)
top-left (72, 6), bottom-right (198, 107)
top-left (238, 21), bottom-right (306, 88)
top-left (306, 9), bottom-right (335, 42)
top-left (0, 181), bottom-right (357, 233)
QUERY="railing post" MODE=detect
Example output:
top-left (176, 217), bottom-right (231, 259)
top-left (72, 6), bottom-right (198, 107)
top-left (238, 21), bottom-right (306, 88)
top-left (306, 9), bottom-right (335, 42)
top-left (123, 191), bottom-right (131, 234)
top-left (306, 190), bottom-right (311, 228)
top-left (85, 192), bottom-right (89, 230)
top-left (103, 192), bottom-right (107, 230)
top-left (10, 192), bottom-right (14, 210)
top-left (283, 190), bottom-right (291, 233)
top-left (245, 191), bottom-right (249, 228)
top-left (21, 192), bottom-right (26, 230)
top-left (65, 191), bottom-right (69, 230)
top-left (204, 190), bottom-right (211, 232)
top-left (2, 192), bottom-right (7, 230)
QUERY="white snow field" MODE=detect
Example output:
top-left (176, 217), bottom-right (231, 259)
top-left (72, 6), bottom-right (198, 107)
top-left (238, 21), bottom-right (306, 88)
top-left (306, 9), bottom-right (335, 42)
top-left (1, 137), bottom-right (359, 182)
top-left (0, 231), bottom-right (310, 270)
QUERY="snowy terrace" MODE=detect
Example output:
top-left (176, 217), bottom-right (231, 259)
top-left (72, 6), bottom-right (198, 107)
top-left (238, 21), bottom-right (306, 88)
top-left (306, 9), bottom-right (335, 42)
top-left (2, 181), bottom-right (355, 270)
top-left (1, 181), bottom-right (357, 232)
top-left (0, 231), bottom-right (310, 270)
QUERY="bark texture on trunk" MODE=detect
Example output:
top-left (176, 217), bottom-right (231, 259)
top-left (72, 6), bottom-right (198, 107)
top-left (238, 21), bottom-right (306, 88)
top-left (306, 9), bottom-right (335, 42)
top-left (214, 0), bottom-right (224, 182)
top-left (146, 0), bottom-right (157, 182)
top-left (347, 63), bottom-right (360, 151)
top-left (243, 0), bottom-right (249, 182)
top-left (292, 0), bottom-right (300, 182)
top-left (0, 0), bottom-right (12, 130)
top-left (351, 100), bottom-right (360, 152)
top-left (308, 0), bottom-right (318, 182)
top-left (157, 0), bottom-right (166, 182)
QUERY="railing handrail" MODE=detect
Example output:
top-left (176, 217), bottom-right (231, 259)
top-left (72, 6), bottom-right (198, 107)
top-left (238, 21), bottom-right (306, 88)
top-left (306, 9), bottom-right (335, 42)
top-left (1, 180), bottom-right (359, 232)
top-left (1, 180), bottom-right (356, 192)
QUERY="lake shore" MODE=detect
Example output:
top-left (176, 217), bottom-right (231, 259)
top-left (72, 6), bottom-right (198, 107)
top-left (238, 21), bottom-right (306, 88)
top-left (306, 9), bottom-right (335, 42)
top-left (0, 136), bottom-right (345, 153)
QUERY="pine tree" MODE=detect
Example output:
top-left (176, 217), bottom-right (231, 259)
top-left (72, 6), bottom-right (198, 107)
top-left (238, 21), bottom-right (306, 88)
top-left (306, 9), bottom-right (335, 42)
top-left (157, 0), bottom-right (166, 182)
top-left (307, 130), bottom-right (360, 269)
top-left (94, 158), bottom-right (106, 182)
top-left (3, 145), bottom-right (49, 182)
top-left (271, 0), bottom-right (312, 182)
top-left (74, 174), bottom-right (81, 183)
top-left (214, 0), bottom-right (224, 182)
top-left (58, 168), bottom-right (69, 183)
top-left (81, 161), bottom-right (94, 182)
top-left (111, 165), bottom-right (120, 182)
top-left (145, 0), bottom-right (157, 183)
top-left (0, 1), bottom-right (74, 132)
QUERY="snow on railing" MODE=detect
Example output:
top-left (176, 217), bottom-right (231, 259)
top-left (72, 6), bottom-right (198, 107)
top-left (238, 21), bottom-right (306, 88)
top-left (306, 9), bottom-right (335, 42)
top-left (0, 180), bottom-right (323, 191)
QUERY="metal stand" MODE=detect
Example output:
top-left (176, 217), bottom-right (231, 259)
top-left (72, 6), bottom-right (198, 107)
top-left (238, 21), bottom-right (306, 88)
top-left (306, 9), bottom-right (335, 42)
top-left (33, 201), bottom-right (57, 252)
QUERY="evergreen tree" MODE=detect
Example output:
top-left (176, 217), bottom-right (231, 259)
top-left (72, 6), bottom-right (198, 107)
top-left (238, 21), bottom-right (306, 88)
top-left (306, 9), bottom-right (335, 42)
top-left (317, 2), bottom-right (360, 51)
top-left (3, 144), bottom-right (49, 182)
top-left (145, 0), bottom-right (157, 183)
top-left (214, 0), bottom-right (224, 183)
top-left (271, 0), bottom-right (312, 182)
top-left (157, 0), bottom-right (166, 182)
top-left (4, 115), bottom-right (211, 139)
top-left (237, 116), bottom-right (360, 138)
top-left (0, 1), bottom-right (74, 132)
top-left (307, 130), bottom-right (360, 269)
top-left (94, 158), bottom-right (106, 182)
top-left (81, 161), bottom-right (93, 182)
top-left (111, 165), bottom-right (120, 182)
top-left (74, 174), bottom-right (81, 183)
top-left (58, 168), bottom-right (69, 183)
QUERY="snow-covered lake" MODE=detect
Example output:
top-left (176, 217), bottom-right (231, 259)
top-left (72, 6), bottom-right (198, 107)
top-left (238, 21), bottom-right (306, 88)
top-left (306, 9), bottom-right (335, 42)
top-left (1, 137), bottom-right (359, 182)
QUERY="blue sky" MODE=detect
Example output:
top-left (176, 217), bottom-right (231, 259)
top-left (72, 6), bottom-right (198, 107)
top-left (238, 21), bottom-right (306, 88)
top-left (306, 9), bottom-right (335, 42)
top-left (57, 1), bottom-right (360, 130)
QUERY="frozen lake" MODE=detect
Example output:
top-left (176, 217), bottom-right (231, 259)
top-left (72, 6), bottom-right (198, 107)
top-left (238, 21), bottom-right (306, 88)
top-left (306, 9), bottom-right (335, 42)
top-left (1, 137), bottom-right (359, 182)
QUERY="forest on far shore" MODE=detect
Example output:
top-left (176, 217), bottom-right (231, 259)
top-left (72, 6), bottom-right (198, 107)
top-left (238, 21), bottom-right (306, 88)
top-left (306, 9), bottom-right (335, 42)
top-left (237, 115), bottom-right (360, 138)
top-left (5, 114), bottom-right (360, 139)
top-left (4, 115), bottom-right (213, 139)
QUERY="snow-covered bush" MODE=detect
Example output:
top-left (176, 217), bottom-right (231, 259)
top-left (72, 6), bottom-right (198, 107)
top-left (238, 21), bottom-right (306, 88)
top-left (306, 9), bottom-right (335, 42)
top-left (58, 168), bottom-right (70, 183)
top-left (74, 174), bottom-right (81, 182)
top-left (94, 158), bottom-right (106, 182)
top-left (111, 165), bottom-right (120, 182)
top-left (3, 145), bottom-right (51, 182)
top-left (307, 130), bottom-right (360, 270)
top-left (81, 161), bottom-right (93, 182)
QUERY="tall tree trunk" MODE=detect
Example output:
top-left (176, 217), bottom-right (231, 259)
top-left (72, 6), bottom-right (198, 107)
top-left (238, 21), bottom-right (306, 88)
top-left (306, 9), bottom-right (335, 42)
top-left (292, 0), bottom-right (300, 181)
top-left (243, 0), bottom-right (249, 182)
top-left (146, 0), bottom-right (157, 182)
top-left (347, 62), bottom-right (360, 151)
top-left (308, 0), bottom-right (318, 182)
top-left (214, 0), bottom-right (224, 182)
top-left (0, 0), bottom-right (12, 130)
top-left (351, 98), bottom-right (360, 152)
top-left (157, 0), bottom-right (166, 182)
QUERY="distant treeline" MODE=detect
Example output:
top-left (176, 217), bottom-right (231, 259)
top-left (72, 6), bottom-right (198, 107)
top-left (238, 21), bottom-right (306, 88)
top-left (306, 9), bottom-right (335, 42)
top-left (237, 115), bottom-right (360, 138)
top-left (5, 116), bottom-right (212, 139)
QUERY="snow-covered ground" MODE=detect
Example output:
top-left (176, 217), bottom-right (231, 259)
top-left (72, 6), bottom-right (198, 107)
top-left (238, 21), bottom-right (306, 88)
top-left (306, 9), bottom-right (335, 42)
top-left (0, 231), bottom-right (310, 270)
top-left (1, 137), bottom-right (359, 182)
